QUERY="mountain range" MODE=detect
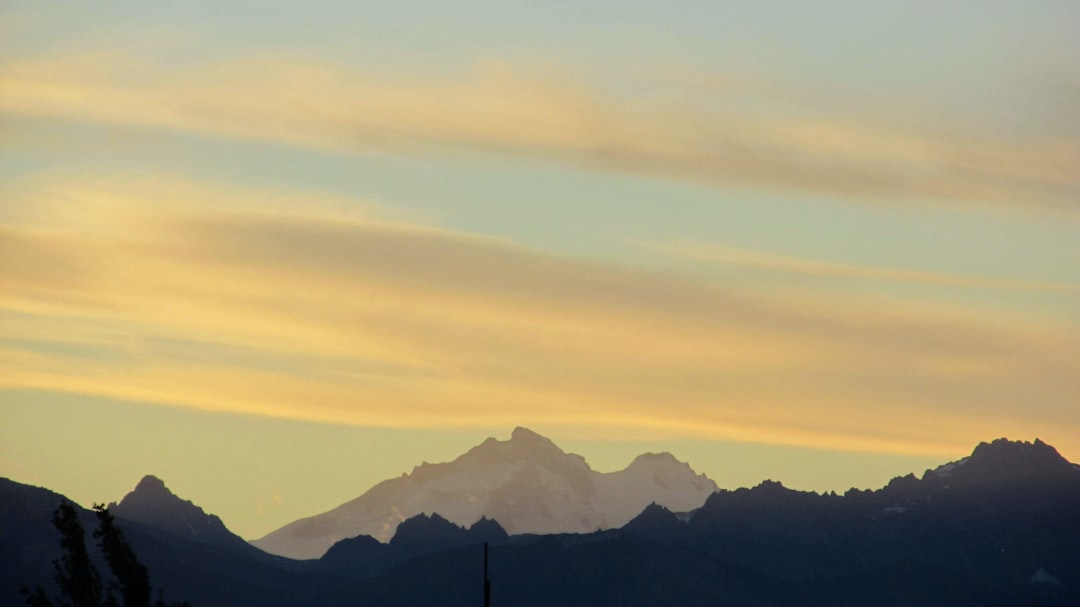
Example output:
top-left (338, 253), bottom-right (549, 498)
top-left (253, 426), bottom-right (718, 559)
top-left (3, 434), bottom-right (1079, 606)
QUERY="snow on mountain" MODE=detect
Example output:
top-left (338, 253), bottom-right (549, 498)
top-left (251, 427), bottom-right (718, 559)
top-left (925, 457), bottom-right (969, 479)
top-left (921, 437), bottom-right (1079, 489)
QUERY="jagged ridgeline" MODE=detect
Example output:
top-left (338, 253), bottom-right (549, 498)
top-left (4, 436), bottom-right (1079, 607)
top-left (254, 427), bottom-right (717, 559)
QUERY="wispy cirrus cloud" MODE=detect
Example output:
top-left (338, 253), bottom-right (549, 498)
top-left (1, 173), bottom-right (1078, 457)
top-left (646, 241), bottom-right (1080, 293)
top-left (1, 50), bottom-right (1077, 213)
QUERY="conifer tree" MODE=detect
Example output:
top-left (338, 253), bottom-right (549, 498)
top-left (93, 504), bottom-right (152, 607)
top-left (22, 502), bottom-right (190, 607)
top-left (51, 501), bottom-right (104, 607)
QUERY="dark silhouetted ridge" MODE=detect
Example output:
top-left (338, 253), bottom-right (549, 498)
top-left (621, 502), bottom-right (690, 540)
top-left (111, 474), bottom-right (256, 555)
top-left (389, 512), bottom-right (509, 547)
top-left (7, 436), bottom-right (1080, 607)
top-left (468, 516), bottom-right (510, 544)
top-left (390, 513), bottom-right (467, 546)
top-left (921, 437), bottom-right (1079, 492)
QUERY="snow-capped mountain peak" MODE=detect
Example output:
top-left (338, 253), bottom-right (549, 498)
top-left (251, 428), bottom-right (718, 559)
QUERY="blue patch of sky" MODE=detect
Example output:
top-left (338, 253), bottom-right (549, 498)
top-left (6, 1), bottom-right (1076, 89)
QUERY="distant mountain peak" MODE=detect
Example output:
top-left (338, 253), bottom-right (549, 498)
top-left (128, 474), bottom-right (174, 500)
top-left (918, 438), bottom-right (1079, 493)
top-left (628, 452), bottom-right (681, 467)
top-left (135, 474), bottom-right (167, 490)
top-left (253, 427), bottom-right (718, 559)
top-left (461, 427), bottom-right (586, 470)
top-left (639, 501), bottom-right (674, 517)
top-left (390, 513), bottom-right (464, 545)
top-left (469, 515), bottom-right (502, 530)
top-left (753, 479), bottom-right (788, 492)
top-left (115, 475), bottom-right (190, 512)
top-left (112, 475), bottom-right (254, 554)
top-left (510, 426), bottom-right (549, 443)
top-left (505, 426), bottom-right (567, 457)
top-left (621, 501), bottom-right (684, 538)
top-left (963, 437), bottom-right (1072, 474)
top-left (969, 437), bottom-right (1062, 461)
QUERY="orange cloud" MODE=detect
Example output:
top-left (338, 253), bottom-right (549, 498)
top-left (1, 50), bottom-right (1077, 213)
top-left (1, 173), bottom-right (1078, 458)
top-left (646, 241), bottom-right (1080, 293)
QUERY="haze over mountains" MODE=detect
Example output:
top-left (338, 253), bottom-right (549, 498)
top-left (4, 435), bottom-right (1079, 606)
top-left (253, 426), bottom-right (718, 559)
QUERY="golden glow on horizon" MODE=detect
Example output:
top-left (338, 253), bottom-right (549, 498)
top-left (2, 173), bottom-right (1077, 459)
top-left (2, 3), bottom-right (1079, 542)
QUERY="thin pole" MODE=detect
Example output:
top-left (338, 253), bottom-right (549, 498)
top-left (483, 542), bottom-right (491, 607)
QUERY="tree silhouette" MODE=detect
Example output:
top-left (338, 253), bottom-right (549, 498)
top-left (21, 501), bottom-right (190, 607)
top-left (93, 504), bottom-right (152, 607)
top-left (51, 501), bottom-right (105, 607)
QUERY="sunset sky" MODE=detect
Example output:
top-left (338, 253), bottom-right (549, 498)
top-left (2, 1), bottom-right (1078, 540)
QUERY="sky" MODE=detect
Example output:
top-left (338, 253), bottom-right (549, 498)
top-left (1, 1), bottom-right (1078, 540)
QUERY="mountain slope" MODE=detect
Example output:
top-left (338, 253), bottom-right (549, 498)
top-left (0, 477), bottom-right (321, 607)
top-left (252, 427), bottom-right (717, 559)
top-left (662, 438), bottom-right (1080, 593)
top-left (6, 437), bottom-right (1079, 606)
top-left (110, 475), bottom-right (262, 557)
top-left (0, 478), bottom-right (96, 607)
top-left (303, 437), bottom-right (1080, 607)
top-left (318, 513), bottom-right (509, 580)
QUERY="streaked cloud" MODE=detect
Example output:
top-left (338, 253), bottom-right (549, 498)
top-left (647, 241), bottom-right (1080, 293)
top-left (1, 50), bottom-right (1077, 213)
top-left (2, 173), bottom-right (1078, 458)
